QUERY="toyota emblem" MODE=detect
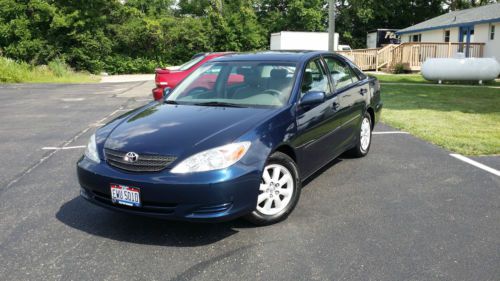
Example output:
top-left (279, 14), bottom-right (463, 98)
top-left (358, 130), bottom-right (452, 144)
top-left (124, 152), bottom-right (139, 163)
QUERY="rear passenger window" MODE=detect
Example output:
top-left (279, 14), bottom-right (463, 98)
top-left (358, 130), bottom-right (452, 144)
top-left (324, 57), bottom-right (356, 90)
top-left (301, 59), bottom-right (331, 96)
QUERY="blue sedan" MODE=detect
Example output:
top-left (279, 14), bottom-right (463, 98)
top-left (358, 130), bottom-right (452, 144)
top-left (77, 51), bottom-right (382, 225)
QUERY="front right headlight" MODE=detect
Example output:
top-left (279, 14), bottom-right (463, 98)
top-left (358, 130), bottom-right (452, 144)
top-left (84, 134), bottom-right (100, 163)
top-left (171, 142), bottom-right (251, 174)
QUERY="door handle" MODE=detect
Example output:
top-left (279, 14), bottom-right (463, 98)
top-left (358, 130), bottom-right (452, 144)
top-left (332, 102), bottom-right (339, 110)
top-left (359, 88), bottom-right (367, 96)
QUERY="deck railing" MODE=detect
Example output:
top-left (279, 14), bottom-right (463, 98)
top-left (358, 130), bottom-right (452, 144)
top-left (338, 42), bottom-right (485, 71)
top-left (337, 48), bottom-right (378, 70)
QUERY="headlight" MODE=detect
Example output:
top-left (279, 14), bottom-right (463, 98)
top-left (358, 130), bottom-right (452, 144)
top-left (84, 134), bottom-right (100, 163)
top-left (171, 142), bottom-right (251, 173)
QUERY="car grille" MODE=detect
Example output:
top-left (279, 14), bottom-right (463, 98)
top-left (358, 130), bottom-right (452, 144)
top-left (104, 148), bottom-right (177, 172)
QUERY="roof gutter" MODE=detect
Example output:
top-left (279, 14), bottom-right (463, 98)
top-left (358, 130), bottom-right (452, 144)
top-left (396, 17), bottom-right (500, 35)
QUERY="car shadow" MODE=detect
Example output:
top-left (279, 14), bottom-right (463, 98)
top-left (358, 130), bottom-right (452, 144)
top-left (56, 196), bottom-right (254, 247)
top-left (302, 158), bottom-right (342, 188)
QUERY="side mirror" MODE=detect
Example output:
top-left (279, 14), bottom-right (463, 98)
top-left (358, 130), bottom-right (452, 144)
top-left (300, 91), bottom-right (325, 106)
top-left (163, 87), bottom-right (172, 98)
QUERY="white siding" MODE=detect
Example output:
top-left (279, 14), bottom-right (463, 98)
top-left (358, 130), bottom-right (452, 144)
top-left (474, 22), bottom-right (500, 61)
top-left (400, 23), bottom-right (500, 61)
top-left (402, 28), bottom-right (459, 43)
top-left (421, 29), bottom-right (444, 42)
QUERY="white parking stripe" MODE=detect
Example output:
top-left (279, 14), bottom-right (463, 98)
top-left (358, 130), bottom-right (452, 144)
top-left (373, 131), bottom-right (410, 135)
top-left (42, 145), bottom-right (86, 150)
top-left (450, 154), bottom-right (500, 177)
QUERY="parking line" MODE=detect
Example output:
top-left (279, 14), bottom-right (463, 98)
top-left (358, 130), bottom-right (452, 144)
top-left (373, 131), bottom-right (410, 135)
top-left (42, 145), bottom-right (86, 150)
top-left (450, 154), bottom-right (500, 177)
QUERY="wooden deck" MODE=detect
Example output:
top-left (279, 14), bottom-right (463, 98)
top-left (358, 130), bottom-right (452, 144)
top-left (337, 42), bottom-right (485, 71)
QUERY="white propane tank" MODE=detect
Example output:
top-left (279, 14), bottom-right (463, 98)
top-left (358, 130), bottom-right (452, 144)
top-left (421, 57), bottom-right (500, 82)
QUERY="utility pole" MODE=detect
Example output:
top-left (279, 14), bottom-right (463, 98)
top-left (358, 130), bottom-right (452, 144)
top-left (328, 0), bottom-right (336, 52)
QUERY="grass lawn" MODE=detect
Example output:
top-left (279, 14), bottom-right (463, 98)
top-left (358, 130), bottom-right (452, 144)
top-left (381, 84), bottom-right (500, 156)
top-left (371, 73), bottom-right (500, 87)
top-left (0, 57), bottom-right (99, 83)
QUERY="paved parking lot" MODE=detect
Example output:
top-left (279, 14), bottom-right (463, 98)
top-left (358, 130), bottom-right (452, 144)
top-left (0, 83), bottom-right (499, 281)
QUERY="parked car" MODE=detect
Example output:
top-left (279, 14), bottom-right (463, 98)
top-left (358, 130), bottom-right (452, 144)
top-left (78, 51), bottom-right (382, 225)
top-left (152, 52), bottom-right (233, 100)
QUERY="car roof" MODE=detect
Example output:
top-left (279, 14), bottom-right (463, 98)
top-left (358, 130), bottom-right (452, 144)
top-left (210, 51), bottom-right (336, 63)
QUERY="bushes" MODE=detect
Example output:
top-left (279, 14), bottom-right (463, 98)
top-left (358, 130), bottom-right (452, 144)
top-left (0, 57), bottom-right (30, 83)
top-left (47, 58), bottom-right (71, 77)
top-left (0, 0), bottom-right (269, 74)
top-left (104, 56), bottom-right (160, 74)
top-left (392, 63), bottom-right (406, 74)
top-left (0, 56), bottom-right (97, 83)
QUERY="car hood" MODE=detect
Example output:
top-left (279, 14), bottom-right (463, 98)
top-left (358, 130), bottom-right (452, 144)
top-left (104, 103), bottom-right (275, 157)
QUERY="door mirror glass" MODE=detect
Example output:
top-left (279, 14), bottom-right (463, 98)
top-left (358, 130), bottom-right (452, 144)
top-left (163, 87), bottom-right (172, 98)
top-left (300, 91), bottom-right (325, 106)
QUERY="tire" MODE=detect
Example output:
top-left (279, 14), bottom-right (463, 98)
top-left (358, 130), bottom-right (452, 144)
top-left (245, 152), bottom-right (301, 226)
top-left (347, 112), bottom-right (372, 158)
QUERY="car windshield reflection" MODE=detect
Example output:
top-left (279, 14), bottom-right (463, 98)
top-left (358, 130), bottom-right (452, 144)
top-left (166, 62), bottom-right (297, 108)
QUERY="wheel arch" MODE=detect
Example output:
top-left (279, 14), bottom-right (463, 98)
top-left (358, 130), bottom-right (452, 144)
top-left (272, 144), bottom-right (297, 163)
top-left (366, 107), bottom-right (375, 130)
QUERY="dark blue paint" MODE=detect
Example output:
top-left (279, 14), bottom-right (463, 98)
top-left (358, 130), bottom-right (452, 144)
top-left (77, 51), bottom-right (382, 222)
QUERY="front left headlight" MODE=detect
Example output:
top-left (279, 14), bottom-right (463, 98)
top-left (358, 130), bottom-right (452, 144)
top-left (171, 142), bottom-right (251, 174)
top-left (84, 134), bottom-right (100, 163)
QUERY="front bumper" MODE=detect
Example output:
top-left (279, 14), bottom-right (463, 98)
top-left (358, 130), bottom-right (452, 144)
top-left (77, 157), bottom-right (261, 222)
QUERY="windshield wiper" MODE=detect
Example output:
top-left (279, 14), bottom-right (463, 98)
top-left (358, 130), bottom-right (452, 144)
top-left (194, 101), bottom-right (246, 108)
top-left (164, 100), bottom-right (178, 105)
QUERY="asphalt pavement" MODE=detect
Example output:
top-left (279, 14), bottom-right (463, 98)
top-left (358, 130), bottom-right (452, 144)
top-left (0, 82), bottom-right (499, 281)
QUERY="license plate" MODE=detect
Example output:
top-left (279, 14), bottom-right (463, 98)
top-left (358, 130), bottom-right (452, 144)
top-left (110, 184), bottom-right (141, 207)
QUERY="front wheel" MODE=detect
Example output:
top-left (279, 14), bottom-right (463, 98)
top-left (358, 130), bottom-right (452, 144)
top-left (245, 152), bottom-right (301, 226)
top-left (347, 112), bottom-right (372, 157)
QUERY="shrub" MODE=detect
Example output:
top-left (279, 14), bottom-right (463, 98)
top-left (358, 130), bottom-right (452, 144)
top-left (392, 63), bottom-right (406, 74)
top-left (0, 56), bottom-right (97, 83)
top-left (104, 56), bottom-right (161, 74)
top-left (0, 57), bottom-right (30, 83)
top-left (48, 58), bottom-right (71, 77)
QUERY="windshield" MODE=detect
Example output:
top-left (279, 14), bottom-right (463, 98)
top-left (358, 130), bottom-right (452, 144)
top-left (178, 55), bottom-right (205, 71)
top-left (167, 61), bottom-right (297, 108)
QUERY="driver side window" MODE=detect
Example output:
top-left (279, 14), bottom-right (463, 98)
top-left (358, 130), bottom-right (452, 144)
top-left (301, 59), bottom-right (330, 96)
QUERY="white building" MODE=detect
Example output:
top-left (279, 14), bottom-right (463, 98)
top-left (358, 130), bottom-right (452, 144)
top-left (270, 31), bottom-right (340, 51)
top-left (396, 3), bottom-right (500, 61)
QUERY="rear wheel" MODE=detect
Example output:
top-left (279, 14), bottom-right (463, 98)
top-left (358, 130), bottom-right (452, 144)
top-left (347, 112), bottom-right (372, 157)
top-left (245, 152), bottom-right (301, 226)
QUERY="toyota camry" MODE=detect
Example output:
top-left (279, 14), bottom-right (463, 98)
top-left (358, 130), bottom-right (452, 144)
top-left (77, 51), bottom-right (382, 225)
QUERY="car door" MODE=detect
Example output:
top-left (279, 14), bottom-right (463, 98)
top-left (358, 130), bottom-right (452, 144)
top-left (323, 56), bottom-right (365, 151)
top-left (294, 57), bottom-right (344, 178)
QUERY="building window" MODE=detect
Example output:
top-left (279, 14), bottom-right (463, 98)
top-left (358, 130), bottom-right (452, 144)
top-left (491, 25), bottom-right (495, 40)
top-left (444, 30), bottom-right (450, 42)
top-left (411, 34), bottom-right (421, 42)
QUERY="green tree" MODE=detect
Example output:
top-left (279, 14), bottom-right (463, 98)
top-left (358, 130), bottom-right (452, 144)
top-left (257, 0), bottom-right (327, 34)
top-left (207, 0), bottom-right (266, 51)
top-left (444, 0), bottom-right (497, 10)
top-left (335, 0), bottom-right (445, 48)
top-left (176, 0), bottom-right (211, 16)
top-left (0, 0), bottom-right (58, 64)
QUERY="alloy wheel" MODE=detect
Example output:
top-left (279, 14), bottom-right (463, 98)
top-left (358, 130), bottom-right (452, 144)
top-left (257, 164), bottom-right (294, 216)
top-left (360, 117), bottom-right (371, 152)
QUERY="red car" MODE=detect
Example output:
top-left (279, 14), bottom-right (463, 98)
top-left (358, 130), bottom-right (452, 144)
top-left (153, 52), bottom-right (234, 100)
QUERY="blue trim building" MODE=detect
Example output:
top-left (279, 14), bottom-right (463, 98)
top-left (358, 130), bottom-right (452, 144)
top-left (396, 3), bottom-right (500, 60)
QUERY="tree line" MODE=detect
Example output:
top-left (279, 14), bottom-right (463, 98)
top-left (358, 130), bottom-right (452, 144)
top-left (0, 0), bottom-right (496, 74)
